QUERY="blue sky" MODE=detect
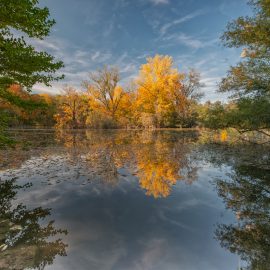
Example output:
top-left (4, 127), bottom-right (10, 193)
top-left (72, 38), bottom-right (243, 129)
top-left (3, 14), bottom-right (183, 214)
top-left (33, 0), bottom-right (251, 101)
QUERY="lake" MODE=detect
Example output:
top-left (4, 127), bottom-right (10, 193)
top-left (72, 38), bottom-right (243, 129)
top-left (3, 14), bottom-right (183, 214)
top-left (0, 130), bottom-right (269, 270)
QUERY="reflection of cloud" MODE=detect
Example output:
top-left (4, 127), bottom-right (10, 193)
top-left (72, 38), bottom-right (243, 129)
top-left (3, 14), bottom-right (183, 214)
top-left (67, 227), bottom-right (126, 270)
top-left (137, 238), bottom-right (168, 270)
top-left (157, 209), bottom-right (193, 231)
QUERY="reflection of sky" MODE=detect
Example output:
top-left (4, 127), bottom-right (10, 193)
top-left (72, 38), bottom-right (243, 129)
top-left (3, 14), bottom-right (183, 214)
top-left (3, 160), bottom-right (237, 270)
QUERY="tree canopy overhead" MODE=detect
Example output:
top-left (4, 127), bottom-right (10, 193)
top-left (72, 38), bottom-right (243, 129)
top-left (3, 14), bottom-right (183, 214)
top-left (0, 0), bottom-right (64, 91)
top-left (0, 0), bottom-right (64, 145)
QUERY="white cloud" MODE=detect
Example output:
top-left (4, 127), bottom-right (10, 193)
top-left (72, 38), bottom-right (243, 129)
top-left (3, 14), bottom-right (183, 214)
top-left (149, 0), bottom-right (169, 5)
top-left (91, 51), bottom-right (112, 63)
top-left (91, 51), bottom-right (101, 61)
top-left (200, 76), bottom-right (230, 102)
top-left (120, 63), bottom-right (137, 74)
top-left (160, 9), bottom-right (207, 36)
top-left (175, 33), bottom-right (204, 49)
top-left (136, 52), bottom-right (152, 60)
top-left (32, 83), bottom-right (62, 95)
top-left (33, 38), bottom-right (63, 52)
top-left (161, 32), bottom-right (218, 49)
top-left (200, 76), bottom-right (220, 88)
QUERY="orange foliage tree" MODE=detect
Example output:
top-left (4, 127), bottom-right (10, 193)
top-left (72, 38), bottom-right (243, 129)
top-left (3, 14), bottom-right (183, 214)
top-left (83, 67), bottom-right (127, 127)
top-left (54, 87), bottom-right (90, 129)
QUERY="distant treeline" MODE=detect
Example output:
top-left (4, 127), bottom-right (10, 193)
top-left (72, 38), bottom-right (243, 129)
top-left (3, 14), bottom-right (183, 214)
top-left (0, 55), bottom-right (234, 130)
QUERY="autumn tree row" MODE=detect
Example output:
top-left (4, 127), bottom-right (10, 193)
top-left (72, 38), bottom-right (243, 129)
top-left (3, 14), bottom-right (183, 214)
top-left (54, 55), bottom-right (203, 129)
top-left (1, 0), bottom-right (269, 139)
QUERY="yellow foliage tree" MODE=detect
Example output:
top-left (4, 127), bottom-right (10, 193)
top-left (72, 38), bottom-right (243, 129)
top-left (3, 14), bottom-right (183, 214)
top-left (136, 55), bottom-right (186, 127)
top-left (135, 55), bottom-right (203, 128)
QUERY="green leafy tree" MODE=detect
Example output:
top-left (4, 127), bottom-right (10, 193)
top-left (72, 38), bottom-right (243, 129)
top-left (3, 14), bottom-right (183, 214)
top-left (219, 0), bottom-right (270, 136)
top-left (0, 0), bottom-right (64, 145)
top-left (197, 101), bottom-right (229, 129)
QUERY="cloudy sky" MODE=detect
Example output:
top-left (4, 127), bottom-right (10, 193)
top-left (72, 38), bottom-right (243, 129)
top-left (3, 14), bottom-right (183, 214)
top-left (34, 0), bottom-right (251, 101)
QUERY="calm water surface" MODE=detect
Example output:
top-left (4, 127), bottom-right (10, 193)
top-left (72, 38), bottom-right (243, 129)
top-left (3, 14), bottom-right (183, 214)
top-left (0, 130), bottom-right (269, 270)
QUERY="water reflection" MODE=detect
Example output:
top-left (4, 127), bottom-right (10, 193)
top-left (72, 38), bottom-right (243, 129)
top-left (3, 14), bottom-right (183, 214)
top-left (0, 130), bottom-right (199, 198)
top-left (215, 165), bottom-right (270, 270)
top-left (54, 130), bottom-right (199, 197)
top-left (0, 178), bottom-right (68, 269)
top-left (0, 130), bottom-right (269, 269)
top-left (135, 132), bottom-right (198, 198)
top-left (200, 144), bottom-right (270, 269)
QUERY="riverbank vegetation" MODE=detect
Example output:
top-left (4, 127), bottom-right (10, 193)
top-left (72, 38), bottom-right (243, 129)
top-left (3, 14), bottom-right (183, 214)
top-left (0, 0), bottom-right (269, 145)
top-left (2, 56), bottom-right (205, 130)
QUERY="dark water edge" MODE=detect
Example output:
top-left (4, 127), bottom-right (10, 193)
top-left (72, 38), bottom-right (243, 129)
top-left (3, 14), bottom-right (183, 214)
top-left (0, 130), bottom-right (269, 270)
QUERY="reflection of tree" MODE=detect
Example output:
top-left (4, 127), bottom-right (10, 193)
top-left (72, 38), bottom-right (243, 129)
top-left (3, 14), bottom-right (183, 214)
top-left (2, 130), bottom-right (199, 198)
top-left (138, 161), bottom-right (178, 198)
top-left (0, 178), bottom-right (68, 270)
top-left (215, 165), bottom-right (270, 270)
top-left (51, 130), bottom-right (199, 197)
top-left (136, 132), bottom-right (198, 198)
top-left (55, 130), bottom-right (133, 185)
top-left (0, 130), bottom-right (56, 171)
